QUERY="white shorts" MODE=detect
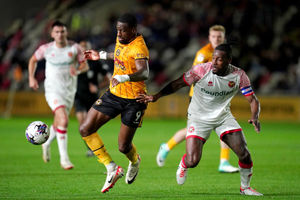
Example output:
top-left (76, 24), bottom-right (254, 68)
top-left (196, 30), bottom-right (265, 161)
top-left (186, 114), bottom-right (242, 143)
top-left (45, 92), bottom-right (74, 114)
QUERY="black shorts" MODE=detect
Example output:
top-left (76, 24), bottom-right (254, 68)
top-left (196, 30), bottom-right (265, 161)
top-left (92, 90), bottom-right (147, 128)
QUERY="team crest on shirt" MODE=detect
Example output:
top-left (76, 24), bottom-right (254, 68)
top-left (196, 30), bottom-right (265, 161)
top-left (228, 81), bottom-right (235, 88)
top-left (95, 99), bottom-right (102, 105)
top-left (208, 81), bottom-right (213, 86)
top-left (188, 125), bottom-right (195, 133)
top-left (68, 52), bottom-right (73, 58)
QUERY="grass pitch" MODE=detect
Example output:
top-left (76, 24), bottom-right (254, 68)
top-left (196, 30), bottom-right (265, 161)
top-left (0, 117), bottom-right (299, 199)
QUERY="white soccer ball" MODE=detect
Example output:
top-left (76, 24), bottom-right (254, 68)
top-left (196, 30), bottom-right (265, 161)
top-left (25, 121), bottom-right (49, 145)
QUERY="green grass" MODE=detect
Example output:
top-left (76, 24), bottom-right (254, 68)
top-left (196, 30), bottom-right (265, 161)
top-left (0, 117), bottom-right (299, 199)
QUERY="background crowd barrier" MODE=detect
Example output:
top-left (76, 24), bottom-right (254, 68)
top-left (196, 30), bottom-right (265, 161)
top-left (1, 91), bottom-right (299, 122)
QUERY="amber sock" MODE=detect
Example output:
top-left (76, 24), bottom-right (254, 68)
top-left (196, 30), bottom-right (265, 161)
top-left (82, 133), bottom-right (112, 166)
top-left (125, 143), bottom-right (138, 164)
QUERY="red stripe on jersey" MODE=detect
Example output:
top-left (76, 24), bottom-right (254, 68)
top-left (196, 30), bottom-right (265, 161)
top-left (186, 135), bottom-right (206, 143)
top-left (239, 160), bottom-right (253, 169)
top-left (220, 128), bottom-right (242, 141)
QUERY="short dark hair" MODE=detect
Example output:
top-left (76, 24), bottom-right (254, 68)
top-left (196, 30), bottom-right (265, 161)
top-left (51, 20), bottom-right (66, 28)
top-left (215, 44), bottom-right (232, 59)
top-left (117, 13), bottom-right (137, 28)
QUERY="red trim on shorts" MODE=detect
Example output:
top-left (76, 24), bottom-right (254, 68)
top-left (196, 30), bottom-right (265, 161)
top-left (186, 135), bottom-right (206, 143)
top-left (53, 105), bottom-right (66, 114)
top-left (239, 161), bottom-right (253, 169)
top-left (220, 128), bottom-right (242, 141)
top-left (56, 128), bottom-right (67, 134)
top-left (182, 73), bottom-right (190, 86)
top-left (181, 154), bottom-right (187, 168)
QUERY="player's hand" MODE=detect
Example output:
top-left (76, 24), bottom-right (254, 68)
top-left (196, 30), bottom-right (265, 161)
top-left (29, 77), bottom-right (39, 90)
top-left (84, 50), bottom-right (100, 60)
top-left (136, 94), bottom-right (156, 103)
top-left (248, 118), bottom-right (260, 133)
top-left (70, 66), bottom-right (77, 76)
top-left (89, 83), bottom-right (98, 94)
top-left (111, 78), bottom-right (120, 87)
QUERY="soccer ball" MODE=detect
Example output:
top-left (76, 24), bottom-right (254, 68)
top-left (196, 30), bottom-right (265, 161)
top-left (25, 121), bottom-right (49, 145)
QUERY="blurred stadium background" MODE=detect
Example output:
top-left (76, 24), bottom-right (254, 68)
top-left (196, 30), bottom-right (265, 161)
top-left (0, 1), bottom-right (300, 199)
top-left (0, 0), bottom-right (299, 121)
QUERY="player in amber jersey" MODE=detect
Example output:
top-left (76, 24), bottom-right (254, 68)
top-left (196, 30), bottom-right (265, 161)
top-left (156, 25), bottom-right (239, 173)
top-left (79, 13), bottom-right (149, 193)
top-left (109, 33), bottom-right (148, 99)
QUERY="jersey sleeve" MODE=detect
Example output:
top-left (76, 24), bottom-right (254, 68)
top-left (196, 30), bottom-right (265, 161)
top-left (132, 41), bottom-right (149, 60)
top-left (183, 63), bottom-right (211, 86)
top-left (239, 70), bottom-right (254, 96)
top-left (192, 50), bottom-right (205, 66)
top-left (34, 44), bottom-right (47, 61)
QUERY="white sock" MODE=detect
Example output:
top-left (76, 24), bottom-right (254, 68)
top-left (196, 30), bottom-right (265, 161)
top-left (56, 126), bottom-right (69, 162)
top-left (105, 161), bottom-right (116, 172)
top-left (240, 167), bottom-right (252, 188)
top-left (43, 125), bottom-right (56, 146)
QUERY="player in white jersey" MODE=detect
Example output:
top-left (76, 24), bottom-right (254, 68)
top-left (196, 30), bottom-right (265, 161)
top-left (28, 21), bottom-right (88, 170)
top-left (137, 44), bottom-right (263, 196)
top-left (156, 25), bottom-right (239, 173)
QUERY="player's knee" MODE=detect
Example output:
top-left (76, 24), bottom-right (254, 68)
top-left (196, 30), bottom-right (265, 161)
top-left (79, 123), bottom-right (89, 137)
top-left (57, 117), bottom-right (68, 128)
top-left (118, 144), bottom-right (130, 154)
top-left (186, 154), bottom-right (200, 168)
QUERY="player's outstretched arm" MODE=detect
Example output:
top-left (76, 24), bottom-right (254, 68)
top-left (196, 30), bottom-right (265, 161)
top-left (84, 50), bottom-right (114, 61)
top-left (245, 94), bottom-right (261, 133)
top-left (84, 50), bottom-right (100, 60)
top-left (137, 75), bottom-right (187, 103)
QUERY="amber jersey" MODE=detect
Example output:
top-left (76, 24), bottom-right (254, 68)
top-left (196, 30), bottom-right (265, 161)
top-left (189, 43), bottom-right (214, 96)
top-left (109, 35), bottom-right (149, 99)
